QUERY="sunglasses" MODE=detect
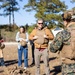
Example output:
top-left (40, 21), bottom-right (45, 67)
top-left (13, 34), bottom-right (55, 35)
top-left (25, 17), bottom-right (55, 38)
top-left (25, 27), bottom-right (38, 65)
top-left (63, 18), bottom-right (66, 21)
top-left (38, 23), bottom-right (43, 24)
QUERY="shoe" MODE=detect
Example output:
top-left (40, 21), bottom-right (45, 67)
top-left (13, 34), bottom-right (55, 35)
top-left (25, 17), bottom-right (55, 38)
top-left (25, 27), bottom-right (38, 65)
top-left (24, 67), bottom-right (27, 70)
top-left (24, 67), bottom-right (29, 72)
top-left (30, 62), bottom-right (35, 67)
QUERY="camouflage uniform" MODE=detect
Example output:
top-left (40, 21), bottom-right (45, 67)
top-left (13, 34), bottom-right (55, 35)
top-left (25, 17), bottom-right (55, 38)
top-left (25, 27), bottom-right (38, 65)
top-left (50, 29), bottom-right (75, 75)
top-left (62, 63), bottom-right (75, 75)
top-left (50, 9), bottom-right (75, 75)
top-left (50, 29), bottom-right (70, 53)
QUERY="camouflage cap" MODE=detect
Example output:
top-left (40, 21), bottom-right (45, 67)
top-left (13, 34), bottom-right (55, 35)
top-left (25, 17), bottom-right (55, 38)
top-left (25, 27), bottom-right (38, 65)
top-left (62, 11), bottom-right (72, 20)
top-left (62, 9), bottom-right (75, 20)
top-left (68, 10), bottom-right (75, 20)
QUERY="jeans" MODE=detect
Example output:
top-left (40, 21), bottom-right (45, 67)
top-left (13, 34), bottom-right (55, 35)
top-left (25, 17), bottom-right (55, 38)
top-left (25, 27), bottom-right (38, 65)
top-left (0, 58), bottom-right (5, 66)
top-left (18, 46), bottom-right (28, 67)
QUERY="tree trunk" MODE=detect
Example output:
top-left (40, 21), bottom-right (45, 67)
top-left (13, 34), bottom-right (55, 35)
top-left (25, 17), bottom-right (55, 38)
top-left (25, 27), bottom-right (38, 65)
top-left (12, 11), bottom-right (15, 29)
top-left (9, 12), bottom-right (11, 31)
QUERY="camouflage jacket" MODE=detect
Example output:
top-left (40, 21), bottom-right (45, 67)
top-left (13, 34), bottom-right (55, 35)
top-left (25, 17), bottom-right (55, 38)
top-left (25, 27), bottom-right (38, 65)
top-left (50, 29), bottom-right (71, 53)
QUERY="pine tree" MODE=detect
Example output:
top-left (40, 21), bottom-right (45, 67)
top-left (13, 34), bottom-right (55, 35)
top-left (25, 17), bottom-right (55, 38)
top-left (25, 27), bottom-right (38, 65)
top-left (24, 0), bottom-right (67, 28)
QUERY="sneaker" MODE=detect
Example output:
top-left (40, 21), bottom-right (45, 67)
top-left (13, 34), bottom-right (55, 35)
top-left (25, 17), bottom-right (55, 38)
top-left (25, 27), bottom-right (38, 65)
top-left (24, 67), bottom-right (29, 72)
top-left (24, 67), bottom-right (27, 70)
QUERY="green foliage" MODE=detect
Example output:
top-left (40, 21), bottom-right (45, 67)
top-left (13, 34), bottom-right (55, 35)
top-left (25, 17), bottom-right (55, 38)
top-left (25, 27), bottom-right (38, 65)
top-left (0, 0), bottom-right (21, 31)
top-left (1, 1), bottom-right (19, 15)
top-left (0, 24), bottom-right (19, 31)
top-left (24, 0), bottom-right (67, 28)
top-left (27, 24), bottom-right (37, 33)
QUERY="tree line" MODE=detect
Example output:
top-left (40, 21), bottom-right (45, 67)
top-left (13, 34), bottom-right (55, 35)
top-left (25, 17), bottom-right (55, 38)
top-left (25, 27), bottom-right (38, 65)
top-left (0, 0), bottom-right (75, 31)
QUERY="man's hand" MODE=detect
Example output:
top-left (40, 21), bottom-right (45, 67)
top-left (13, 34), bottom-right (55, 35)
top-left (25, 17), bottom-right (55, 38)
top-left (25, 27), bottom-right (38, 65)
top-left (21, 38), bottom-right (25, 41)
top-left (44, 35), bottom-right (48, 38)
top-left (33, 36), bottom-right (38, 40)
top-left (20, 38), bottom-right (24, 41)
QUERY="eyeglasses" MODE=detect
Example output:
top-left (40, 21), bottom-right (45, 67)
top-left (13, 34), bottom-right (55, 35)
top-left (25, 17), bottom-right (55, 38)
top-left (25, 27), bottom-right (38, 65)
top-left (38, 23), bottom-right (43, 24)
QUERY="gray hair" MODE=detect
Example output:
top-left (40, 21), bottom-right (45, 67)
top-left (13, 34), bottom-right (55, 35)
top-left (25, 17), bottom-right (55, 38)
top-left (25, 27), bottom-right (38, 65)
top-left (37, 18), bottom-right (44, 23)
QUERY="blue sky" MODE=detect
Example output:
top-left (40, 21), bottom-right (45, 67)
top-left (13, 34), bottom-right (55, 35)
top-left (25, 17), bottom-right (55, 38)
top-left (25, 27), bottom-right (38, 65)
top-left (0, 0), bottom-right (75, 26)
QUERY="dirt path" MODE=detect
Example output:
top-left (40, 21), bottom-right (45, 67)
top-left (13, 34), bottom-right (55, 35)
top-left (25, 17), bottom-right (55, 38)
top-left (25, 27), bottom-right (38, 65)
top-left (0, 44), bottom-right (61, 75)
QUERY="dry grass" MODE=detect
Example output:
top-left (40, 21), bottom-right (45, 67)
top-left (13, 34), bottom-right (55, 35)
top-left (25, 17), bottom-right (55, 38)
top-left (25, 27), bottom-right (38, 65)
top-left (1, 29), bottom-right (18, 42)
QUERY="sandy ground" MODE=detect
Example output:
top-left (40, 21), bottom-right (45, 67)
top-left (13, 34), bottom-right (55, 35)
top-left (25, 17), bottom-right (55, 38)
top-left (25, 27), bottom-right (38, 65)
top-left (0, 43), bottom-right (61, 75)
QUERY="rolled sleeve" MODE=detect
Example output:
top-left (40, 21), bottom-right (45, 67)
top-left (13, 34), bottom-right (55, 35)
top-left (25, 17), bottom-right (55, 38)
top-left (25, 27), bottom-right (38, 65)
top-left (50, 32), bottom-right (63, 53)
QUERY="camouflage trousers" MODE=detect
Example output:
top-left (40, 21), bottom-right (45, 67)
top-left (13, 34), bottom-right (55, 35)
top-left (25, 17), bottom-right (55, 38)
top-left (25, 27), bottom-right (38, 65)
top-left (62, 63), bottom-right (75, 75)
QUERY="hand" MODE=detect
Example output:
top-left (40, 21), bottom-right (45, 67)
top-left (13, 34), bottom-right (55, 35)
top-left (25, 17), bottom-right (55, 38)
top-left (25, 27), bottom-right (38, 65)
top-left (33, 36), bottom-right (38, 40)
top-left (22, 39), bottom-right (26, 41)
top-left (44, 35), bottom-right (48, 38)
top-left (20, 38), bottom-right (24, 41)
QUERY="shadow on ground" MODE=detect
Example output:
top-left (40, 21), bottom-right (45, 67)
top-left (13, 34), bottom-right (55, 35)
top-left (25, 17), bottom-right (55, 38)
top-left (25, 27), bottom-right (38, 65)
top-left (50, 65), bottom-right (61, 75)
top-left (4, 59), bottom-right (19, 66)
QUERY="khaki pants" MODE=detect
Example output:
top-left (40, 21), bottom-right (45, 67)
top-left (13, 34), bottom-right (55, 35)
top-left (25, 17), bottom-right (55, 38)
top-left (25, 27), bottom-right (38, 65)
top-left (35, 48), bottom-right (50, 75)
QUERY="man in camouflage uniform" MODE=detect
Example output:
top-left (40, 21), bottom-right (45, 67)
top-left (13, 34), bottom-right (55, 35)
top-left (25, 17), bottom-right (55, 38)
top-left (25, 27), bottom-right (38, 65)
top-left (50, 10), bottom-right (75, 75)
